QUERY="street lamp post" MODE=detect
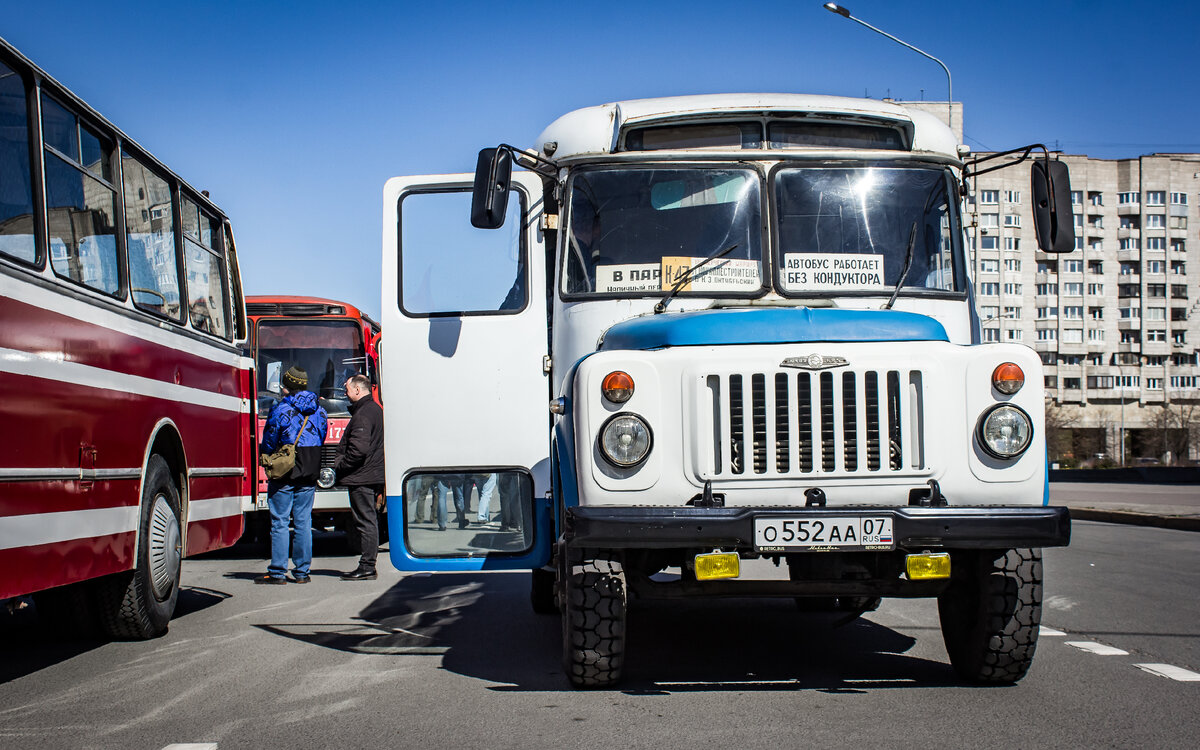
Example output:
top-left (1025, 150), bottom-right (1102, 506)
top-left (822, 3), bottom-right (953, 126)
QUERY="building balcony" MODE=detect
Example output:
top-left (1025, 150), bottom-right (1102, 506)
top-left (1035, 295), bottom-right (1059, 306)
top-left (1117, 202), bottom-right (1141, 215)
top-left (1117, 250), bottom-right (1141, 262)
top-left (1058, 342), bottom-right (1088, 356)
top-left (1170, 205), bottom-right (1189, 218)
top-left (1117, 227), bottom-right (1139, 240)
top-left (1033, 341), bottom-right (1057, 353)
top-left (1117, 318), bottom-right (1142, 329)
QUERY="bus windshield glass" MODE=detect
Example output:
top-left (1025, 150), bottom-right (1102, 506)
top-left (774, 167), bottom-right (960, 296)
top-left (564, 167), bottom-right (763, 297)
top-left (255, 319), bottom-right (366, 417)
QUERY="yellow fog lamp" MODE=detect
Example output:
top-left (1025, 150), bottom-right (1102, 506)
top-left (694, 550), bottom-right (740, 581)
top-left (905, 552), bottom-right (951, 580)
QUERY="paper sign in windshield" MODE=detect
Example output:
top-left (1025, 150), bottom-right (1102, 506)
top-left (782, 253), bottom-right (887, 292)
top-left (661, 256), bottom-right (761, 292)
top-left (595, 264), bottom-right (661, 293)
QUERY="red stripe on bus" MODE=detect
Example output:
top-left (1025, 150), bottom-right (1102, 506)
top-left (0, 532), bottom-right (135, 600)
top-left (0, 294), bottom-right (247, 386)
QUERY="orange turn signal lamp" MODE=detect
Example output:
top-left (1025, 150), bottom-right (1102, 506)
top-left (602, 371), bottom-right (634, 403)
top-left (992, 362), bottom-right (1024, 395)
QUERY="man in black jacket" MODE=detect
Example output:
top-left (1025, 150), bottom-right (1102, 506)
top-left (334, 374), bottom-right (385, 580)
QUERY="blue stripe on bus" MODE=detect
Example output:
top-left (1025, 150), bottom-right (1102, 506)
top-left (600, 307), bottom-right (948, 351)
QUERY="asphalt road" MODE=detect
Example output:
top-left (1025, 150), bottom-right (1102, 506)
top-left (2, 521), bottom-right (1197, 750)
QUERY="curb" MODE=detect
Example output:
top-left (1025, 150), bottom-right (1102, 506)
top-left (1070, 508), bottom-right (1200, 533)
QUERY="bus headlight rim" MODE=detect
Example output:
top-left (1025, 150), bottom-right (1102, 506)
top-left (977, 403), bottom-right (1033, 460)
top-left (599, 412), bottom-right (653, 468)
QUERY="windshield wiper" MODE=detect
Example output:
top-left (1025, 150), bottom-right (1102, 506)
top-left (653, 243), bottom-right (739, 314)
top-left (883, 223), bottom-right (918, 310)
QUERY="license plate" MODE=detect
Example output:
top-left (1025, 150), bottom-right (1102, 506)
top-left (754, 516), bottom-right (894, 552)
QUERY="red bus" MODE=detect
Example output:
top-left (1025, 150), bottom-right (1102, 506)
top-left (244, 296), bottom-right (381, 536)
top-left (0, 37), bottom-right (253, 636)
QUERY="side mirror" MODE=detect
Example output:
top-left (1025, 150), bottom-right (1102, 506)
top-left (471, 147), bottom-right (512, 229)
top-left (1031, 159), bottom-right (1075, 253)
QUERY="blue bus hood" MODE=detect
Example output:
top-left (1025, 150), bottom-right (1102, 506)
top-left (599, 307), bottom-right (949, 351)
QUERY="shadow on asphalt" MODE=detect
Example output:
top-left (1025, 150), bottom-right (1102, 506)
top-left (0, 585), bottom-right (229, 684)
top-left (253, 571), bottom-right (966, 692)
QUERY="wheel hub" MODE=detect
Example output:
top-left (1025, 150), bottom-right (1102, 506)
top-left (148, 494), bottom-right (181, 600)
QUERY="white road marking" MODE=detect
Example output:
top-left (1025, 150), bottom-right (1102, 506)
top-left (161, 744), bottom-right (218, 750)
top-left (1065, 641), bottom-right (1129, 656)
top-left (1039, 626), bottom-right (1066, 636)
top-left (1134, 664), bottom-right (1200, 682)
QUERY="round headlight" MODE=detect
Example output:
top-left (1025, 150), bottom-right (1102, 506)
top-left (600, 413), bottom-right (652, 467)
top-left (978, 404), bottom-right (1033, 459)
top-left (318, 467), bottom-right (336, 489)
top-left (602, 371), bottom-right (635, 403)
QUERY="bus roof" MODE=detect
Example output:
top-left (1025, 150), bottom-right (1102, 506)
top-left (245, 295), bottom-right (372, 322)
top-left (533, 93), bottom-right (959, 163)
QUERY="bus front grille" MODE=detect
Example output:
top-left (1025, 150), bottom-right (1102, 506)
top-left (703, 368), bottom-right (925, 479)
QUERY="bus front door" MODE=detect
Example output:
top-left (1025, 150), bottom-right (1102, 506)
top-left (381, 172), bottom-right (551, 571)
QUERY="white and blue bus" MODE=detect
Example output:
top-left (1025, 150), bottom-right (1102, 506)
top-left (381, 94), bottom-right (1074, 687)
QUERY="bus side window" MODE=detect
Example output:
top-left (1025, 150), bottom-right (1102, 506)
top-left (123, 151), bottom-right (182, 319)
top-left (182, 197), bottom-right (230, 338)
top-left (0, 60), bottom-right (37, 266)
top-left (42, 94), bottom-right (121, 297)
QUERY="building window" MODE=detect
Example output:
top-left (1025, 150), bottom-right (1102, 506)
top-left (1064, 377), bottom-right (1081, 389)
top-left (1074, 213), bottom-right (1084, 228)
top-left (1118, 306), bottom-right (1140, 319)
top-left (1062, 305), bottom-right (1083, 319)
top-left (1120, 238), bottom-right (1140, 250)
top-left (1003, 282), bottom-right (1023, 296)
top-left (1145, 191), bottom-right (1166, 206)
top-left (1169, 215), bottom-right (1187, 229)
top-left (1036, 306), bottom-right (1057, 319)
top-left (1088, 215), bottom-right (1103, 229)
top-left (1088, 191), bottom-right (1103, 206)
top-left (980, 305), bottom-right (999, 319)
top-left (979, 259), bottom-right (999, 273)
top-left (1062, 260), bottom-right (1082, 274)
top-left (1119, 261), bottom-right (1139, 275)
top-left (1006, 190), bottom-right (1022, 204)
top-left (1036, 283), bottom-right (1058, 296)
top-left (1118, 284), bottom-right (1140, 297)
top-left (1004, 306), bottom-right (1022, 320)
top-left (1146, 355), bottom-right (1166, 366)
top-left (979, 282), bottom-right (998, 296)
top-left (1038, 261), bottom-right (1057, 274)
top-left (979, 190), bottom-right (999, 204)
top-left (1147, 378), bottom-right (1162, 390)
top-left (1170, 192), bottom-right (1187, 205)
top-left (1170, 239), bottom-right (1186, 253)
top-left (1146, 307), bottom-right (1166, 322)
top-left (1037, 329), bottom-right (1057, 341)
top-left (1005, 329), bottom-right (1022, 341)
top-left (983, 328), bottom-right (1000, 342)
top-left (1004, 214), bottom-right (1021, 227)
top-left (1062, 329), bottom-right (1083, 343)
top-left (1118, 192), bottom-right (1139, 204)
top-left (1147, 284), bottom-right (1166, 298)
top-left (980, 235), bottom-right (999, 250)
top-left (1045, 375), bottom-right (1058, 388)
top-left (1088, 329), bottom-right (1105, 342)
top-left (1087, 283), bottom-right (1104, 295)
top-left (1146, 329), bottom-right (1167, 341)
top-left (979, 213), bottom-right (999, 227)
top-left (1004, 259), bottom-right (1022, 272)
top-left (1004, 237), bottom-right (1020, 251)
top-left (1063, 282), bottom-right (1083, 296)
top-left (1088, 260), bottom-right (1103, 274)
top-left (1171, 284), bottom-right (1188, 298)
top-left (1146, 237), bottom-right (1166, 251)
top-left (1146, 260), bottom-right (1165, 274)
top-left (1173, 331), bottom-right (1187, 345)
top-left (1071, 191), bottom-right (1082, 205)
top-left (1146, 214), bottom-right (1165, 229)
top-left (1172, 307), bottom-right (1188, 321)
top-left (1089, 307), bottom-right (1104, 320)
top-left (1170, 375), bottom-right (1197, 389)
top-left (1120, 331), bottom-right (1140, 344)
top-left (1171, 261), bottom-right (1185, 275)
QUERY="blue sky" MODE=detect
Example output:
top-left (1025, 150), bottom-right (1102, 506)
top-left (5, 0), bottom-right (1199, 319)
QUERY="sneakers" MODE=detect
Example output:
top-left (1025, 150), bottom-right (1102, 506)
top-left (341, 566), bottom-right (378, 581)
top-left (254, 575), bottom-right (287, 585)
top-left (290, 574), bottom-right (311, 584)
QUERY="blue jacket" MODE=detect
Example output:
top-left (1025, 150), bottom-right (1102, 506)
top-left (261, 391), bottom-right (328, 484)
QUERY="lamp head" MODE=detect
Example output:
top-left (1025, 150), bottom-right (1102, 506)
top-left (824, 3), bottom-right (851, 17)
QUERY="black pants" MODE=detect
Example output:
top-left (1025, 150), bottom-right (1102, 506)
top-left (347, 485), bottom-right (381, 569)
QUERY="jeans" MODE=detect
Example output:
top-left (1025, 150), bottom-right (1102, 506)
top-left (436, 478), bottom-right (468, 529)
top-left (267, 481), bottom-right (315, 578)
top-left (475, 473), bottom-right (497, 522)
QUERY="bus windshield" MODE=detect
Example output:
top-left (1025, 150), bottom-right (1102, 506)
top-left (256, 319), bottom-right (366, 417)
top-left (563, 167), bottom-right (763, 297)
top-left (773, 167), bottom-right (961, 296)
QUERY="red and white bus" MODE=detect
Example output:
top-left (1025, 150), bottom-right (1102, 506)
top-left (0, 36), bottom-right (253, 637)
top-left (243, 296), bottom-right (381, 535)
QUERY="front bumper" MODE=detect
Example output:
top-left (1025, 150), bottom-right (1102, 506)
top-left (564, 505), bottom-right (1071, 550)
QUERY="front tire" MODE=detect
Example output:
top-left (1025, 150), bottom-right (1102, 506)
top-left (938, 548), bottom-right (1043, 683)
top-left (96, 455), bottom-right (182, 639)
top-left (561, 552), bottom-right (626, 688)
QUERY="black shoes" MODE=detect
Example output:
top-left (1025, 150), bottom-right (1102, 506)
top-left (341, 566), bottom-right (377, 581)
top-left (254, 575), bottom-right (287, 585)
top-left (290, 574), bottom-right (311, 584)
